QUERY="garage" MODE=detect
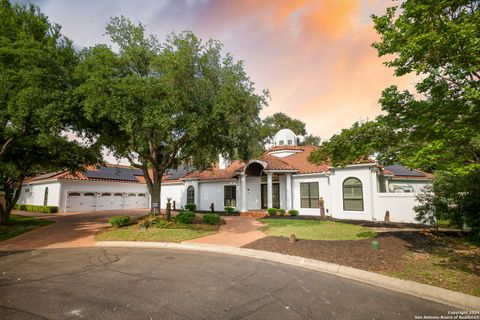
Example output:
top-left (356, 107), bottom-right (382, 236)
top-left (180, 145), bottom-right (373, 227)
top-left (65, 191), bottom-right (149, 212)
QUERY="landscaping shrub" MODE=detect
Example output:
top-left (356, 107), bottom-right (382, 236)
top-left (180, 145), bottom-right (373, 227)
top-left (109, 216), bottom-right (130, 228)
top-left (224, 206), bottom-right (234, 215)
top-left (14, 204), bottom-right (58, 213)
top-left (151, 219), bottom-right (171, 228)
top-left (278, 209), bottom-right (286, 216)
top-left (288, 210), bottom-right (299, 216)
top-left (184, 203), bottom-right (196, 212)
top-left (175, 210), bottom-right (196, 224)
top-left (203, 213), bottom-right (221, 225)
top-left (267, 208), bottom-right (278, 216)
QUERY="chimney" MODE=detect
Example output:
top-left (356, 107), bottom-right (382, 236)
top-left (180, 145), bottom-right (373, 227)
top-left (218, 154), bottom-right (230, 170)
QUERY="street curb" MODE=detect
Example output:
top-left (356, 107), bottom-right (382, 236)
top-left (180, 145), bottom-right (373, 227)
top-left (96, 241), bottom-right (480, 310)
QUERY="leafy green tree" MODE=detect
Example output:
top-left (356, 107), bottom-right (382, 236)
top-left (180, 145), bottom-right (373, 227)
top-left (299, 134), bottom-right (321, 146)
top-left (0, 0), bottom-right (100, 223)
top-left (76, 17), bottom-right (268, 218)
top-left (309, 0), bottom-right (479, 233)
top-left (259, 112), bottom-right (306, 145)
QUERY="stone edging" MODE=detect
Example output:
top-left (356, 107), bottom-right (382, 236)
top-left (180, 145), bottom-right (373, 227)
top-left (96, 241), bottom-right (480, 311)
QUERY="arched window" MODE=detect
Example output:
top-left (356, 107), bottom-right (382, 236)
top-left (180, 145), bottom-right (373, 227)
top-left (43, 187), bottom-right (49, 206)
top-left (343, 178), bottom-right (363, 211)
top-left (187, 186), bottom-right (195, 204)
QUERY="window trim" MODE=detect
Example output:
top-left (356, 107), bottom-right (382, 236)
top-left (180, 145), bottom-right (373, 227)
top-left (224, 185), bottom-right (237, 207)
top-left (300, 182), bottom-right (319, 208)
top-left (342, 177), bottom-right (364, 211)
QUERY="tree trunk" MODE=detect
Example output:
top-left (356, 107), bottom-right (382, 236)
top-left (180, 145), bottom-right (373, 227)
top-left (0, 194), bottom-right (10, 225)
top-left (150, 180), bottom-right (162, 217)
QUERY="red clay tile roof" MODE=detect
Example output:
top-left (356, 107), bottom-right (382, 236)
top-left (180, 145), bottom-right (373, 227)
top-left (274, 146), bottom-right (330, 174)
top-left (184, 160), bottom-right (245, 180)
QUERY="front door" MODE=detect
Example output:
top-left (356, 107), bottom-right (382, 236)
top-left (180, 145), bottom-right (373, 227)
top-left (261, 183), bottom-right (280, 209)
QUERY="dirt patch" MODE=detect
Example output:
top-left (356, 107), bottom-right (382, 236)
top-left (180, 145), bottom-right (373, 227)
top-left (243, 231), bottom-right (439, 273)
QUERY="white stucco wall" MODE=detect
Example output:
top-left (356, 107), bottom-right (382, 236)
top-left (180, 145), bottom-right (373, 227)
top-left (375, 193), bottom-right (420, 223)
top-left (18, 182), bottom-right (62, 207)
top-left (160, 182), bottom-right (186, 210)
top-left (197, 179), bottom-right (239, 212)
top-left (327, 165), bottom-right (376, 220)
top-left (246, 176), bottom-right (261, 210)
top-left (291, 174), bottom-right (330, 215)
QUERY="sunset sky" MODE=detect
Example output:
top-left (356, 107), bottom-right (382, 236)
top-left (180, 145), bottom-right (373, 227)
top-left (28, 0), bottom-right (411, 140)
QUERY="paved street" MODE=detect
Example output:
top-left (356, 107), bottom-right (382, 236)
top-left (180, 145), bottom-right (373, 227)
top-left (0, 248), bottom-right (453, 320)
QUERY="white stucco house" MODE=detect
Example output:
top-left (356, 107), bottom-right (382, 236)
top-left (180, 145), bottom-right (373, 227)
top-left (18, 129), bottom-right (432, 223)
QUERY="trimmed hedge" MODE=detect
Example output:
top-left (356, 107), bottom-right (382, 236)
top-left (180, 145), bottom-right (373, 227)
top-left (203, 213), bottom-right (221, 225)
top-left (175, 210), bottom-right (196, 224)
top-left (14, 204), bottom-right (58, 214)
top-left (184, 203), bottom-right (196, 212)
top-left (288, 210), bottom-right (299, 216)
top-left (267, 208), bottom-right (278, 216)
top-left (224, 207), bottom-right (234, 215)
top-left (109, 215), bottom-right (130, 228)
top-left (278, 209), bottom-right (286, 216)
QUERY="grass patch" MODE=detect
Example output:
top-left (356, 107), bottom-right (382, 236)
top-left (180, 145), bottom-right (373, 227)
top-left (0, 215), bottom-right (54, 241)
top-left (388, 234), bottom-right (480, 297)
top-left (258, 219), bottom-right (377, 240)
top-left (95, 223), bottom-right (217, 243)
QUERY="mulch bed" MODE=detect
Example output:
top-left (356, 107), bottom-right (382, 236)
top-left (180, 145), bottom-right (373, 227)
top-left (243, 231), bottom-right (441, 273)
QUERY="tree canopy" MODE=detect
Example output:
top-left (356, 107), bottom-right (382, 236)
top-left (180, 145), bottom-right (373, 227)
top-left (76, 16), bottom-right (268, 217)
top-left (0, 0), bottom-right (100, 223)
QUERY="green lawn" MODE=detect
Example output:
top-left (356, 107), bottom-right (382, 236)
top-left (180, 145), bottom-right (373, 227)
top-left (0, 215), bottom-right (54, 241)
top-left (258, 219), bottom-right (377, 240)
top-left (95, 225), bottom-right (217, 242)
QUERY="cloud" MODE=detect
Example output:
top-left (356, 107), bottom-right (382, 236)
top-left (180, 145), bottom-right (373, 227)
top-left (34, 0), bottom-right (407, 140)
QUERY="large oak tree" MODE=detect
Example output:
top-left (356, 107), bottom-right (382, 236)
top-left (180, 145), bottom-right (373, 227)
top-left (0, 0), bottom-right (100, 223)
top-left (75, 17), bottom-right (268, 218)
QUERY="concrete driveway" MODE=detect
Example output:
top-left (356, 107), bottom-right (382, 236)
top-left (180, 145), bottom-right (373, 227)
top-left (0, 248), bottom-right (453, 319)
top-left (0, 209), bottom-right (148, 251)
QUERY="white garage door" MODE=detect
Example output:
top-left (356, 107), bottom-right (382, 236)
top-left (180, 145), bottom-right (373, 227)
top-left (97, 193), bottom-right (124, 210)
top-left (66, 192), bottom-right (97, 212)
top-left (66, 191), bottom-right (149, 212)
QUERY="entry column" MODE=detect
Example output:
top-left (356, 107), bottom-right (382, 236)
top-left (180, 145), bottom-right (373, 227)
top-left (240, 173), bottom-right (247, 212)
top-left (267, 172), bottom-right (273, 208)
top-left (285, 173), bottom-right (292, 211)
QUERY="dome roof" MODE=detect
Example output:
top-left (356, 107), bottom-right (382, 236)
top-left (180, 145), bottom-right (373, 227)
top-left (273, 129), bottom-right (298, 146)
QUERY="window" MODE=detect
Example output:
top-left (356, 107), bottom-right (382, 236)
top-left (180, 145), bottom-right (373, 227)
top-left (378, 177), bottom-right (387, 193)
top-left (343, 178), bottom-right (363, 211)
top-left (224, 185), bottom-right (236, 207)
top-left (43, 187), bottom-right (49, 206)
top-left (279, 140), bottom-right (284, 145)
top-left (68, 192), bottom-right (81, 197)
top-left (101, 193), bottom-right (111, 197)
top-left (84, 193), bottom-right (96, 197)
top-left (128, 193), bottom-right (136, 197)
top-left (114, 193), bottom-right (123, 197)
top-left (287, 140), bottom-right (293, 145)
top-left (187, 186), bottom-right (194, 204)
top-left (138, 193), bottom-right (146, 197)
top-left (300, 182), bottom-right (319, 208)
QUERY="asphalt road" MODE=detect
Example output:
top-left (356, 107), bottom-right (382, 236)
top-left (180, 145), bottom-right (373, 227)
top-left (0, 248), bottom-right (454, 320)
